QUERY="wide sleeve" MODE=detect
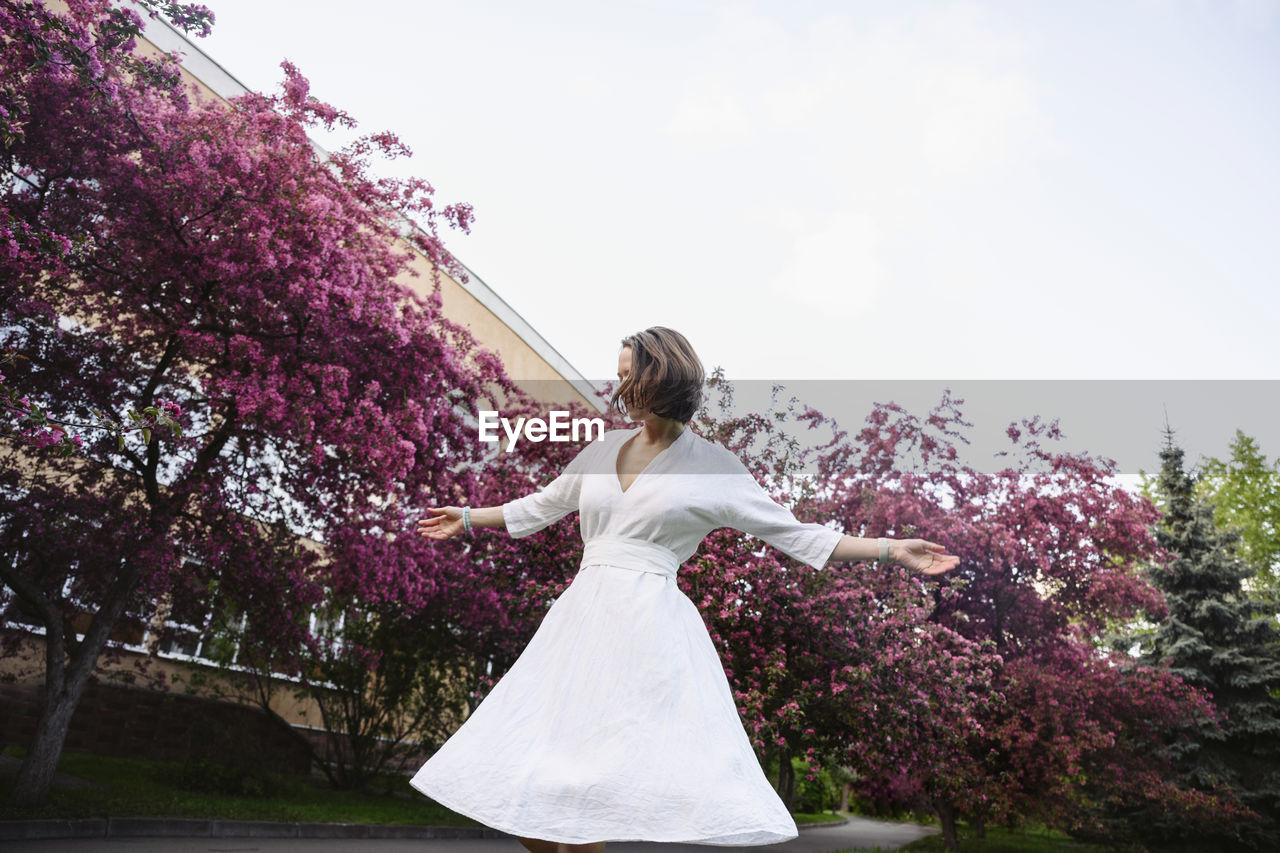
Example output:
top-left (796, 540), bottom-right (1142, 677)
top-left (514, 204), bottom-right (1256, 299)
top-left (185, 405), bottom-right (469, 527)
top-left (715, 466), bottom-right (844, 571)
top-left (501, 440), bottom-right (597, 539)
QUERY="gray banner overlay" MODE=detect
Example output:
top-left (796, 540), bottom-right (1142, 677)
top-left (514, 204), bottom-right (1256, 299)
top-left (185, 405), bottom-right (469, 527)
top-left (491, 380), bottom-right (1280, 482)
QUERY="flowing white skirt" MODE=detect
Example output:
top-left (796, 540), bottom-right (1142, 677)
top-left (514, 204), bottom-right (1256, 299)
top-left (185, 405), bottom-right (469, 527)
top-left (409, 551), bottom-right (797, 845)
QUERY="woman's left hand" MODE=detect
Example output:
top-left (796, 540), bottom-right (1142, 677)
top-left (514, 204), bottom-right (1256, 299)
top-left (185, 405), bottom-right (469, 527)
top-left (893, 539), bottom-right (960, 575)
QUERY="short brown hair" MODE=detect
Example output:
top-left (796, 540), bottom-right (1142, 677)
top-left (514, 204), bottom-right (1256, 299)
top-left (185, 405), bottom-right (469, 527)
top-left (610, 327), bottom-right (705, 423)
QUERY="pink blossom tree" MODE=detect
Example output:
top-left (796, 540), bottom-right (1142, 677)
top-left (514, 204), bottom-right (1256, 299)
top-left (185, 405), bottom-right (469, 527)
top-left (0, 0), bottom-right (510, 805)
top-left (799, 390), bottom-right (1243, 847)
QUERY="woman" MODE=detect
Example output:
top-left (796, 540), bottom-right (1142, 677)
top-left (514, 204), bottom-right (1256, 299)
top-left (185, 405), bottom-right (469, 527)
top-left (410, 327), bottom-right (958, 853)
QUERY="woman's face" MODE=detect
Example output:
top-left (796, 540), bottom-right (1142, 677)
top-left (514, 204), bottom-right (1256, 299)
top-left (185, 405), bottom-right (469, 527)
top-left (616, 346), bottom-right (648, 420)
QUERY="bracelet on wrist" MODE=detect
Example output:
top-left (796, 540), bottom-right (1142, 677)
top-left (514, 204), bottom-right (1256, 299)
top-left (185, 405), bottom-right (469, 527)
top-left (462, 506), bottom-right (472, 534)
top-left (877, 537), bottom-right (890, 564)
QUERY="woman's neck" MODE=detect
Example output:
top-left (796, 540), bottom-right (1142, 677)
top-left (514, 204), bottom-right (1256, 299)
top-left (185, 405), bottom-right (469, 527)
top-left (636, 416), bottom-right (684, 446)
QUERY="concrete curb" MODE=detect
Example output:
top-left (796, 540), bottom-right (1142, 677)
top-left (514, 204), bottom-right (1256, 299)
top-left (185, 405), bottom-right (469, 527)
top-left (0, 817), bottom-right (510, 842)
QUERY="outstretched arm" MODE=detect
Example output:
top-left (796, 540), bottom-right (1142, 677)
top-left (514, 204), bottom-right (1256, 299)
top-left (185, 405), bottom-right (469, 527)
top-left (713, 452), bottom-right (960, 577)
top-left (829, 535), bottom-right (960, 576)
top-left (418, 434), bottom-right (602, 542)
top-left (416, 506), bottom-right (505, 540)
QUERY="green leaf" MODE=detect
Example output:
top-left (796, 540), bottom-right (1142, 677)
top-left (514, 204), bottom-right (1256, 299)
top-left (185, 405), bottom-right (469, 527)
top-left (142, 428), bottom-right (151, 445)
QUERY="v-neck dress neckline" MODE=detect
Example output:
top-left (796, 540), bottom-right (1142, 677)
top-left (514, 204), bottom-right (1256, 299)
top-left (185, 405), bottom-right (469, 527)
top-left (615, 426), bottom-right (688, 496)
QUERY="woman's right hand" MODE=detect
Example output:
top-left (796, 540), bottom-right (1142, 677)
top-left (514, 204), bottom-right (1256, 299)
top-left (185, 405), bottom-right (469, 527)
top-left (417, 506), bottom-right (465, 540)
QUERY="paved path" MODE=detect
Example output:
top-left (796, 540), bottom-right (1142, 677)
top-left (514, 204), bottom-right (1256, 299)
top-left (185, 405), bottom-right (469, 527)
top-left (2, 817), bottom-right (938, 852)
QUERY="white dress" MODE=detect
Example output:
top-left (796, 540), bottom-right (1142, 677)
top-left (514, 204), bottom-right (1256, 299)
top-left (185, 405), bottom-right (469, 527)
top-left (409, 425), bottom-right (844, 845)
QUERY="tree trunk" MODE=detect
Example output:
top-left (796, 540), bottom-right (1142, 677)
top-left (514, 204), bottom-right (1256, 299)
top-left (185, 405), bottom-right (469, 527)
top-left (775, 745), bottom-right (795, 810)
top-left (935, 799), bottom-right (960, 851)
top-left (973, 811), bottom-right (985, 839)
top-left (10, 685), bottom-right (78, 805)
top-left (8, 562), bottom-right (143, 806)
top-left (839, 781), bottom-right (851, 813)
top-left (11, 632), bottom-right (103, 805)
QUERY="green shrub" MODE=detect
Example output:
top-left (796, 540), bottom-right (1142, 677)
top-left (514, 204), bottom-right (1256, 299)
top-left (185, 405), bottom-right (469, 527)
top-left (793, 757), bottom-right (839, 813)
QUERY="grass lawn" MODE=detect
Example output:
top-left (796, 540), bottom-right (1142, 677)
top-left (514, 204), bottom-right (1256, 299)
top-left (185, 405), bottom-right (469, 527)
top-left (792, 810), bottom-right (849, 824)
top-left (0, 749), bottom-right (855, 831)
top-left (2, 749), bottom-right (1115, 850)
top-left (0, 745), bottom-right (478, 827)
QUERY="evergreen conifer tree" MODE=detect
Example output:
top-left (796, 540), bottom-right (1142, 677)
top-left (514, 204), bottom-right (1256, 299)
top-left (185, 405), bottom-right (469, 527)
top-left (1135, 425), bottom-right (1280, 851)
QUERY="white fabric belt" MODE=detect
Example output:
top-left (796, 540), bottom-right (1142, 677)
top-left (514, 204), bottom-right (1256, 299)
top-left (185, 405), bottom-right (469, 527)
top-left (580, 535), bottom-right (680, 580)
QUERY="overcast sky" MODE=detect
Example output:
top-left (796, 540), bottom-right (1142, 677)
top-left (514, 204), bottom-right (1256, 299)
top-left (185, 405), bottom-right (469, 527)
top-left (184, 0), bottom-right (1279, 476)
